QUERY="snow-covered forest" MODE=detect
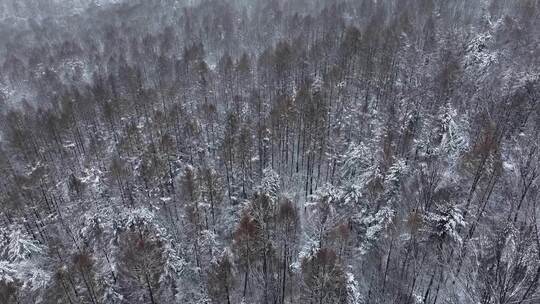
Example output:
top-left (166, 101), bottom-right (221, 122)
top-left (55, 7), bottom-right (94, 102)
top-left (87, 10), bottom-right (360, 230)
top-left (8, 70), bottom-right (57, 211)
top-left (0, 0), bottom-right (539, 303)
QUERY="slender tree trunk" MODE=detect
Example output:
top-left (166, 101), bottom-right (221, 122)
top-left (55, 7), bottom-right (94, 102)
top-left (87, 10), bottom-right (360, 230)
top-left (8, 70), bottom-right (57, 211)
top-left (144, 272), bottom-right (157, 304)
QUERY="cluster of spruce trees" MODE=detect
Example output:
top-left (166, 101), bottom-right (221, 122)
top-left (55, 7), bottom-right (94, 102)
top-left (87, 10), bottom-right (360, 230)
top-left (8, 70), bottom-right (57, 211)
top-left (1, 0), bottom-right (539, 303)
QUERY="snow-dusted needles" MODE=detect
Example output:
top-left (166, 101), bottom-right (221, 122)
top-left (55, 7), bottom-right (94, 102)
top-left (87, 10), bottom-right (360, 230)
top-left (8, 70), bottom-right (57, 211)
top-left (0, 0), bottom-right (539, 303)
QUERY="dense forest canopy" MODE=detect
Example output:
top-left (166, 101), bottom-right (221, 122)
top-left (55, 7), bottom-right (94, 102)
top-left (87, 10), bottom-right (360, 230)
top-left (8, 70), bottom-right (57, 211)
top-left (0, 0), bottom-right (539, 303)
